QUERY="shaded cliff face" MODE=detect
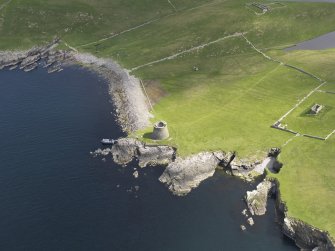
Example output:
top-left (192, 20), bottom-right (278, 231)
top-left (245, 180), bottom-right (273, 216)
top-left (283, 217), bottom-right (335, 251)
top-left (272, 180), bottom-right (335, 251)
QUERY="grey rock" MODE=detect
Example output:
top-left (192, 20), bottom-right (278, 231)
top-left (111, 138), bottom-right (140, 165)
top-left (240, 225), bottom-right (246, 231)
top-left (283, 217), bottom-right (335, 251)
top-left (91, 148), bottom-right (112, 157)
top-left (247, 217), bottom-right (254, 226)
top-left (138, 144), bottom-right (175, 167)
top-left (245, 180), bottom-right (272, 215)
top-left (110, 138), bottom-right (175, 167)
top-left (159, 152), bottom-right (225, 196)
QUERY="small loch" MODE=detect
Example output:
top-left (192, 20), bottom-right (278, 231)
top-left (285, 31), bottom-right (335, 51)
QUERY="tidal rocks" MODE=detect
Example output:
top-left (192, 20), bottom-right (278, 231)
top-left (245, 180), bottom-right (272, 215)
top-left (247, 217), bottom-right (254, 226)
top-left (159, 152), bottom-right (225, 196)
top-left (0, 38), bottom-right (68, 73)
top-left (242, 209), bottom-right (249, 217)
top-left (91, 148), bottom-right (112, 157)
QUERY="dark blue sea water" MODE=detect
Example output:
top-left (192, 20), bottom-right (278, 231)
top-left (0, 66), bottom-right (298, 251)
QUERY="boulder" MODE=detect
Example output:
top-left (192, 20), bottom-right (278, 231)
top-left (247, 217), bottom-right (254, 226)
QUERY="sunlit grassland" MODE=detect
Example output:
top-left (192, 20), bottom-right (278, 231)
top-left (0, 0), bottom-right (334, 237)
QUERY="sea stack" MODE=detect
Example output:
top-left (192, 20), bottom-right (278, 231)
top-left (151, 121), bottom-right (169, 140)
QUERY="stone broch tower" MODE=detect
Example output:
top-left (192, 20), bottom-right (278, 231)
top-left (151, 121), bottom-right (169, 140)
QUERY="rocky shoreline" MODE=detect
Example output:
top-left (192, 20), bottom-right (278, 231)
top-left (91, 138), bottom-right (272, 195)
top-left (0, 38), bottom-right (69, 73)
top-left (71, 53), bottom-right (152, 133)
top-left (0, 40), bottom-right (151, 133)
top-left (1, 40), bottom-right (334, 251)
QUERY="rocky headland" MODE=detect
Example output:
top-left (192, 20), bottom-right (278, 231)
top-left (92, 138), bottom-right (271, 195)
top-left (1, 40), bottom-right (334, 251)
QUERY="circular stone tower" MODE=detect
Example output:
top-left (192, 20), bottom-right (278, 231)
top-left (151, 121), bottom-right (169, 140)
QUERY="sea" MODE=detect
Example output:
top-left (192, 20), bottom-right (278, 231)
top-left (0, 66), bottom-right (298, 251)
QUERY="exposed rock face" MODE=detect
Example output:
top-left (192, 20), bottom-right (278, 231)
top-left (272, 179), bottom-right (335, 251)
top-left (282, 216), bottom-right (335, 251)
top-left (159, 152), bottom-right (225, 196)
top-left (111, 138), bottom-right (141, 164)
top-left (229, 156), bottom-right (269, 180)
top-left (245, 180), bottom-right (272, 215)
top-left (110, 138), bottom-right (176, 167)
top-left (137, 143), bottom-right (175, 167)
top-left (104, 138), bottom-right (269, 196)
top-left (72, 53), bottom-right (151, 133)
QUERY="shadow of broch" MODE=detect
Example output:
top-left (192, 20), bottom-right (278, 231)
top-left (143, 132), bottom-right (153, 139)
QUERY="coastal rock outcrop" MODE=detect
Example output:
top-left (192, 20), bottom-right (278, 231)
top-left (105, 138), bottom-right (270, 196)
top-left (245, 180), bottom-right (273, 215)
top-left (110, 138), bottom-right (176, 167)
top-left (159, 152), bottom-right (225, 196)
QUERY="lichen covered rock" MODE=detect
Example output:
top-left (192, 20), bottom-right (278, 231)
top-left (159, 152), bottom-right (225, 196)
top-left (245, 180), bottom-right (272, 215)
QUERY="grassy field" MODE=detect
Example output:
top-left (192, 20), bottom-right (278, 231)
top-left (0, 0), bottom-right (334, 238)
top-left (281, 91), bottom-right (335, 138)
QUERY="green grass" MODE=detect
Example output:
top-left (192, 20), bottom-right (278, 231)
top-left (271, 136), bottom-right (335, 236)
top-left (281, 92), bottom-right (335, 137)
top-left (135, 38), bottom-right (319, 157)
top-left (0, 0), bottom-right (334, 239)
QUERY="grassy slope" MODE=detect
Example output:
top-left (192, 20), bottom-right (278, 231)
top-left (0, 0), bottom-right (334, 237)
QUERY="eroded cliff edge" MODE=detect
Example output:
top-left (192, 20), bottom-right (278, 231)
top-left (245, 179), bottom-right (335, 251)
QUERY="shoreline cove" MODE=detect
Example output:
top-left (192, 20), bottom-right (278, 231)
top-left (1, 43), bottom-right (334, 251)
